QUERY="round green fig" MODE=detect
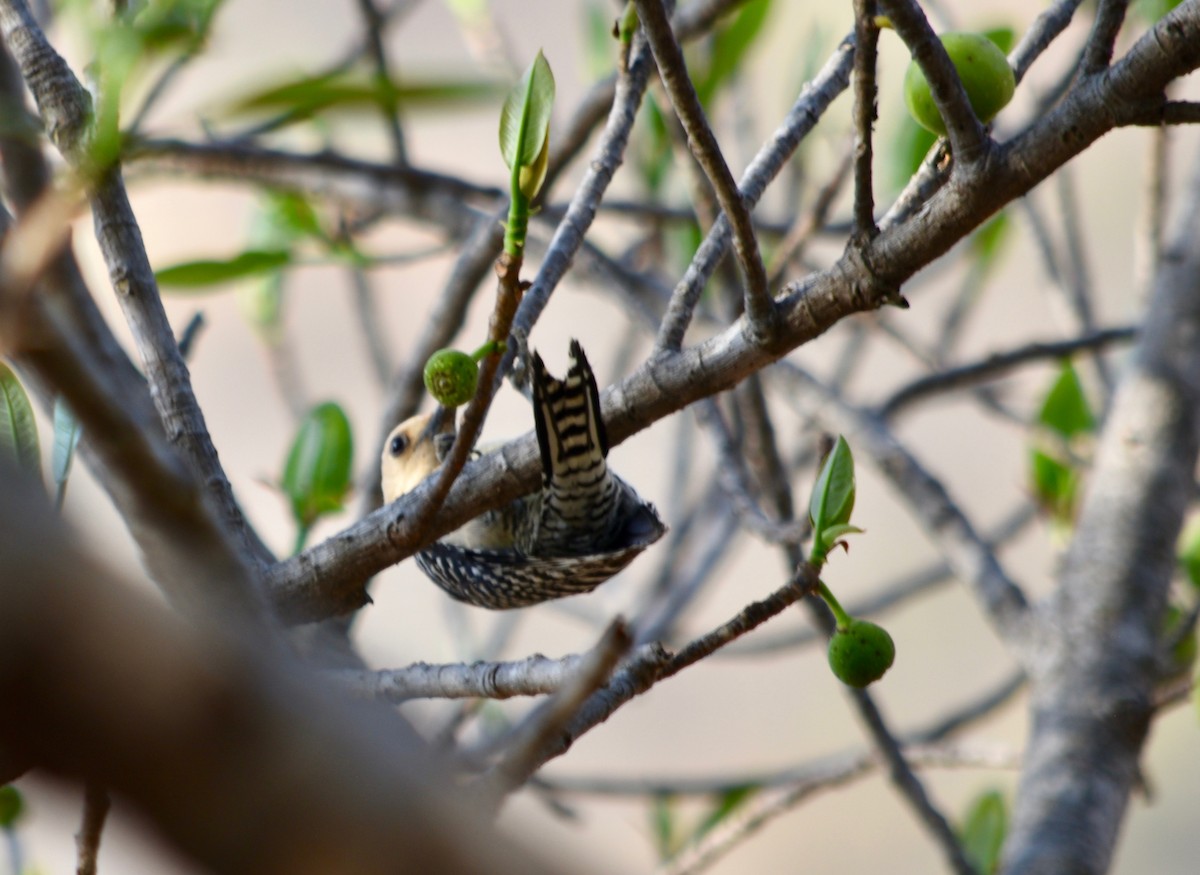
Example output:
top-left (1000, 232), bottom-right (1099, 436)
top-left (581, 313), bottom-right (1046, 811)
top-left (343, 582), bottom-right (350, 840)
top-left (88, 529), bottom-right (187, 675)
top-left (424, 348), bottom-right (479, 408)
top-left (828, 619), bottom-right (896, 688)
top-left (903, 32), bottom-right (1015, 136)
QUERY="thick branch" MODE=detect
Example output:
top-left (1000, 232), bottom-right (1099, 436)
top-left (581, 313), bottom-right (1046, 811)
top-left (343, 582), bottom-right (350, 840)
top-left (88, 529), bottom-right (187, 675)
top-left (0, 466), bottom-right (561, 875)
top-left (1002, 128), bottom-right (1200, 875)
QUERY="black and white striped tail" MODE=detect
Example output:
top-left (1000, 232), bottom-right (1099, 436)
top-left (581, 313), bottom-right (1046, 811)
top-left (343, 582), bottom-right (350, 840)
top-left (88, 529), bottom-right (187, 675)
top-left (530, 340), bottom-right (620, 556)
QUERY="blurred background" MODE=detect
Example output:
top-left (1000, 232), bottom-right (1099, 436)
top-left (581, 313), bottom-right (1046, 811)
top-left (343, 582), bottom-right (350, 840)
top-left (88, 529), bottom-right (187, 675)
top-left (6, 0), bottom-right (1199, 872)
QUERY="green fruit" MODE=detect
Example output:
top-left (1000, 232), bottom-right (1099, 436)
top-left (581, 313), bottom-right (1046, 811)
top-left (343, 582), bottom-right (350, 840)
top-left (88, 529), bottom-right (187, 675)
top-left (828, 619), bottom-right (896, 688)
top-left (903, 32), bottom-right (1015, 136)
top-left (424, 348), bottom-right (479, 408)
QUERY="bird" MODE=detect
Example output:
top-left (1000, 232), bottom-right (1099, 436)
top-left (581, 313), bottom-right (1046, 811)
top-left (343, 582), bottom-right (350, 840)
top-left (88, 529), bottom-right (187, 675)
top-left (381, 339), bottom-right (665, 609)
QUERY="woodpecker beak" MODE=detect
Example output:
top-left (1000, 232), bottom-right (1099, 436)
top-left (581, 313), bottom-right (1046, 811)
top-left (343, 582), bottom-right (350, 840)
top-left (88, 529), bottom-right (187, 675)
top-left (421, 406), bottom-right (458, 463)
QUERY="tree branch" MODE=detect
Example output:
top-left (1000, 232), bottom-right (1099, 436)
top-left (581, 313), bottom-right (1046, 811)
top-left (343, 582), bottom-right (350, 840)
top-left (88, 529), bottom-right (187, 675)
top-left (0, 463), bottom-right (562, 875)
top-left (634, 0), bottom-right (776, 342)
top-left (1002, 116), bottom-right (1200, 875)
top-left (0, 0), bottom-right (273, 570)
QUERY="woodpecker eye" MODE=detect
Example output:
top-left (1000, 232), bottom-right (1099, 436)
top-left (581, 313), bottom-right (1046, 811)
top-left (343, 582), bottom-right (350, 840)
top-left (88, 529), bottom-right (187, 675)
top-left (389, 434), bottom-right (410, 456)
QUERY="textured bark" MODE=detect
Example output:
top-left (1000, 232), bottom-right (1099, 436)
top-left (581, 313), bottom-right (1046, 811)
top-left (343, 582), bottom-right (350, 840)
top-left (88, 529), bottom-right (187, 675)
top-left (1001, 144), bottom-right (1200, 875)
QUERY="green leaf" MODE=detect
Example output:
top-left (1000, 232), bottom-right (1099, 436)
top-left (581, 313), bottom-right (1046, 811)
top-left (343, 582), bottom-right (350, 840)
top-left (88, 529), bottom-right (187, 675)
top-left (155, 248), bottom-right (292, 290)
top-left (499, 50), bottom-right (556, 172)
top-left (694, 786), bottom-right (756, 840)
top-left (263, 190), bottom-right (325, 242)
top-left (0, 784), bottom-right (24, 828)
top-left (809, 435), bottom-right (856, 533)
top-left (821, 523), bottom-right (865, 543)
top-left (237, 271), bottom-right (285, 342)
top-left (0, 361), bottom-right (40, 477)
top-left (582, 1), bottom-right (615, 80)
top-left (132, 0), bottom-right (223, 53)
top-left (282, 401), bottom-right (354, 533)
top-left (1177, 516), bottom-right (1200, 591)
top-left (890, 114), bottom-right (938, 193)
top-left (229, 70), bottom-right (503, 121)
top-left (1030, 448), bottom-right (1078, 521)
top-left (650, 794), bottom-right (676, 861)
top-left (1038, 361), bottom-right (1094, 439)
top-left (959, 789), bottom-right (1008, 875)
top-left (983, 26), bottom-right (1016, 55)
top-left (517, 130), bottom-right (551, 200)
top-left (52, 396), bottom-right (81, 510)
top-left (1134, 0), bottom-right (1183, 23)
top-left (697, 0), bottom-right (772, 106)
top-left (971, 211), bottom-right (1010, 273)
top-left (1161, 604), bottom-right (1198, 674)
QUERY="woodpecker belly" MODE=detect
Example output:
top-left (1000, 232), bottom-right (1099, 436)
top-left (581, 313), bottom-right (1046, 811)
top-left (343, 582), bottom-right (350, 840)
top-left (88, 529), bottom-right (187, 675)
top-left (381, 340), bottom-right (665, 609)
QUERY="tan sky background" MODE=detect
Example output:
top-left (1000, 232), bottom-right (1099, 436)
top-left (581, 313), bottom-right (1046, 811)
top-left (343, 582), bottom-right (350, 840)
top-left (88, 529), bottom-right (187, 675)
top-left (10, 1), bottom-right (1200, 873)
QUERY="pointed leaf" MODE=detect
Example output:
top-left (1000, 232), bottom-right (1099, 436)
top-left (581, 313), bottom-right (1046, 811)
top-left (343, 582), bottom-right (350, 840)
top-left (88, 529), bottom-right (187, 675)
top-left (52, 396), bottom-right (81, 504)
top-left (237, 271), bottom-right (285, 342)
top-left (582, 1), bottom-right (615, 80)
top-left (697, 0), bottom-right (772, 106)
top-left (499, 50), bottom-right (555, 171)
top-left (229, 70), bottom-right (503, 121)
top-left (282, 401), bottom-right (354, 529)
top-left (1030, 448), bottom-right (1078, 521)
top-left (694, 786), bottom-right (756, 839)
top-left (971, 211), bottom-right (1010, 273)
top-left (959, 789), bottom-right (1007, 875)
top-left (1177, 516), bottom-right (1200, 592)
top-left (890, 114), bottom-right (938, 193)
top-left (983, 26), bottom-right (1016, 55)
top-left (0, 361), bottom-right (40, 476)
top-left (821, 523), bottom-right (865, 543)
top-left (156, 248), bottom-right (292, 290)
top-left (264, 190), bottom-right (325, 242)
top-left (1038, 361), bottom-right (1094, 439)
top-left (650, 794), bottom-right (676, 861)
top-left (517, 131), bottom-right (551, 200)
top-left (1134, 0), bottom-right (1182, 24)
top-left (809, 435), bottom-right (856, 532)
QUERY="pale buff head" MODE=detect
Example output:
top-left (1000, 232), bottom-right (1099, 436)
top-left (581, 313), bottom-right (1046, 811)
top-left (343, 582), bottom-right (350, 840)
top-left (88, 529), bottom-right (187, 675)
top-left (380, 411), bottom-right (455, 503)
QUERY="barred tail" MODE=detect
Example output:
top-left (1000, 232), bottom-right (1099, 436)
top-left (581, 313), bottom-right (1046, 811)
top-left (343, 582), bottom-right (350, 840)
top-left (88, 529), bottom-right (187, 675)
top-left (530, 340), bottom-right (619, 555)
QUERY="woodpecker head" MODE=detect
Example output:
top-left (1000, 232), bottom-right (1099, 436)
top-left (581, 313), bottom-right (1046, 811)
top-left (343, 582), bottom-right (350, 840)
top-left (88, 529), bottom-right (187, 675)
top-left (381, 407), bottom-right (456, 503)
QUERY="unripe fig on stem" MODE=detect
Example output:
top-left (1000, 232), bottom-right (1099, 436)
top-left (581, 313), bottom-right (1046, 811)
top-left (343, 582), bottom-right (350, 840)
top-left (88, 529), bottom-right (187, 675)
top-left (902, 31), bottom-right (1015, 136)
top-left (423, 340), bottom-right (504, 408)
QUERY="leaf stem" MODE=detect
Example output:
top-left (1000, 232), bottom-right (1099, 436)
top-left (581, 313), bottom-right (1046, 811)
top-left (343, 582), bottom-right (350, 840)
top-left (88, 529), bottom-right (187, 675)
top-left (818, 580), bottom-right (853, 630)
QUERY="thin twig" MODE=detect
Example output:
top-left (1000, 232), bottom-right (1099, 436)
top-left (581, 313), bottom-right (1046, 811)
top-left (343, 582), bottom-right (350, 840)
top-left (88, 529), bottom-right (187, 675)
top-left (0, 0), bottom-right (274, 570)
top-left (635, 0), bottom-right (776, 342)
top-left (766, 146), bottom-right (852, 287)
top-left (694, 398), bottom-right (810, 545)
top-left (655, 34), bottom-right (855, 351)
top-left (878, 326), bottom-right (1137, 420)
top-left (775, 362), bottom-right (1033, 655)
top-left (877, 0), bottom-right (988, 163)
top-left (850, 0), bottom-right (879, 240)
top-left (475, 619), bottom-right (632, 806)
top-left (333, 651), bottom-right (600, 703)
top-left (725, 503), bottom-right (1036, 656)
top-left (74, 781), bottom-right (110, 875)
top-left (659, 742), bottom-right (1017, 875)
top-left (504, 32), bottom-right (655, 357)
top-left (349, 265), bottom-right (394, 386)
top-left (1081, 0), bottom-right (1130, 75)
top-left (354, 0), bottom-right (409, 165)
